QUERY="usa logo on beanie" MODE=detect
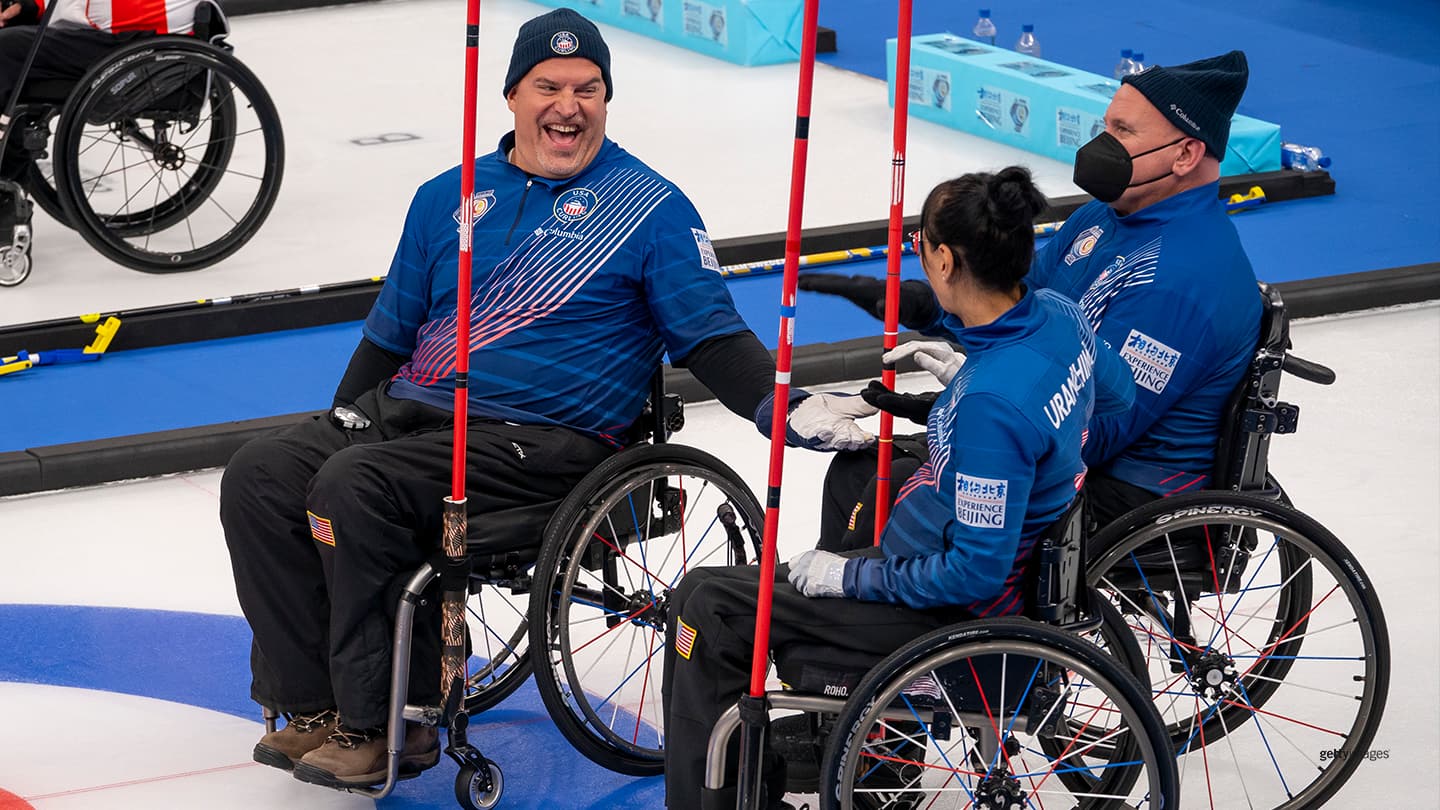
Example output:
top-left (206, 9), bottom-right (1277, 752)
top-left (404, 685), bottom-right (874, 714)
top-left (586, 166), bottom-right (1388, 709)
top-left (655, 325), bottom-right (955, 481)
top-left (551, 31), bottom-right (578, 55)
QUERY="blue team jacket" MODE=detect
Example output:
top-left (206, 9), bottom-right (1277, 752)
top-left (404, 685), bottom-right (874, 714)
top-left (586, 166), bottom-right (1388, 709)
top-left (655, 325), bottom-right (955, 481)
top-left (844, 289), bottom-right (1135, 612)
top-left (1029, 182), bottom-right (1260, 494)
top-left (364, 134), bottom-right (749, 445)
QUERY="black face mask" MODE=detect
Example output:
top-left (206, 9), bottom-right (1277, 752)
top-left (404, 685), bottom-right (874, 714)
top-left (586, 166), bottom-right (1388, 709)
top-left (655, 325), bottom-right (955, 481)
top-left (1073, 132), bottom-right (1184, 203)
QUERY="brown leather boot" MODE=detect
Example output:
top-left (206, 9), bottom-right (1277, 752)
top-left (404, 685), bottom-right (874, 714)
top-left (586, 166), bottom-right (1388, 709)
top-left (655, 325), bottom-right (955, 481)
top-left (401, 723), bottom-right (440, 773)
top-left (293, 723), bottom-right (387, 788)
top-left (252, 709), bottom-right (338, 771)
top-left (293, 722), bottom-right (441, 788)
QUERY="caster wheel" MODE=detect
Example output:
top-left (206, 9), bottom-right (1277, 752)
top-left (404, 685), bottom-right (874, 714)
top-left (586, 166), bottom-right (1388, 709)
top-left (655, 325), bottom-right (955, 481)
top-left (454, 760), bottom-right (503, 810)
top-left (0, 246), bottom-right (30, 287)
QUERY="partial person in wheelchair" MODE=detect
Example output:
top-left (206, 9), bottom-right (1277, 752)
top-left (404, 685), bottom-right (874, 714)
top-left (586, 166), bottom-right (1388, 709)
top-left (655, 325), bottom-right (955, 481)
top-left (662, 166), bottom-right (1137, 809)
top-left (220, 7), bottom-right (874, 793)
top-left (0, 0), bottom-right (202, 253)
top-left (801, 50), bottom-right (1262, 548)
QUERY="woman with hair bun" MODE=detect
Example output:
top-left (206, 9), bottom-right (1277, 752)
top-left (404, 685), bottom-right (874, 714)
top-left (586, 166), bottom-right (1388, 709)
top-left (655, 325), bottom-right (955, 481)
top-left (662, 166), bottom-right (1135, 809)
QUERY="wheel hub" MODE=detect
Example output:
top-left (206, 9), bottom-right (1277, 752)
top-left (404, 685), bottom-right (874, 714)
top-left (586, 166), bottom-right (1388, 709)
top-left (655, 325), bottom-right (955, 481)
top-left (156, 142), bottom-right (187, 171)
top-left (622, 588), bottom-right (666, 630)
top-left (974, 767), bottom-right (1026, 810)
top-left (1189, 650), bottom-right (1239, 700)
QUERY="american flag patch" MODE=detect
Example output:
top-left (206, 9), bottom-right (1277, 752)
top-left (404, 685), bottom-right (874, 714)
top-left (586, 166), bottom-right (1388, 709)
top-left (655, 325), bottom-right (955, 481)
top-left (308, 511), bottom-right (336, 546)
top-left (675, 618), bottom-right (698, 660)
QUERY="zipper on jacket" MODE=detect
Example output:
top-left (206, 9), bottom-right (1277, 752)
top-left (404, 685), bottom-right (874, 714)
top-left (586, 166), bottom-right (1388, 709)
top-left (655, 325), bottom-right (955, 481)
top-left (505, 179), bottom-right (534, 245)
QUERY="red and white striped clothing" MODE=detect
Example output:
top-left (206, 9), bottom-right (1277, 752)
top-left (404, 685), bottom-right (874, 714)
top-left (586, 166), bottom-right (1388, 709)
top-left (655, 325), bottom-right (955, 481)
top-left (43, 0), bottom-right (199, 35)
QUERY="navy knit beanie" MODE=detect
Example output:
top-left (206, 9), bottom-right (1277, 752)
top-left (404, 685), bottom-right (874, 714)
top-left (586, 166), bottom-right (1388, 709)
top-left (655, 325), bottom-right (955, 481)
top-left (1122, 50), bottom-right (1248, 158)
top-left (503, 9), bottom-right (613, 101)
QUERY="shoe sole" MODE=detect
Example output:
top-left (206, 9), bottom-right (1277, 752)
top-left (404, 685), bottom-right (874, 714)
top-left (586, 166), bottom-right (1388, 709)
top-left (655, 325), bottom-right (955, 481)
top-left (252, 744), bottom-right (296, 771)
top-left (291, 747), bottom-right (441, 790)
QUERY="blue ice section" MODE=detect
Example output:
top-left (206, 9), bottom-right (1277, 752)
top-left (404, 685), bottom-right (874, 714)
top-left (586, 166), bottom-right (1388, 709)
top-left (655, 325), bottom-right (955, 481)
top-left (0, 604), bottom-right (664, 808)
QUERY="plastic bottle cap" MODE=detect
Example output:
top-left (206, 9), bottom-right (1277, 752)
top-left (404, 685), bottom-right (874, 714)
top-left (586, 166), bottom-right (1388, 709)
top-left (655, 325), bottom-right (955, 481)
top-left (1121, 49), bottom-right (1133, 57)
top-left (979, 8), bottom-right (990, 15)
top-left (1134, 52), bottom-right (1145, 61)
top-left (1022, 23), bottom-right (1034, 32)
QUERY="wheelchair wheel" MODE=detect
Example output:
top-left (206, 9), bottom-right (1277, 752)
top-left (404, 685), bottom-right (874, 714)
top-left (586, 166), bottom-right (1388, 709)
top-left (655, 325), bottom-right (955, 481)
top-left (1087, 491), bottom-right (1389, 809)
top-left (528, 443), bottom-right (763, 775)
top-left (463, 579), bottom-right (532, 715)
top-left (819, 617), bottom-right (1178, 810)
top-left (53, 37), bottom-right (283, 272)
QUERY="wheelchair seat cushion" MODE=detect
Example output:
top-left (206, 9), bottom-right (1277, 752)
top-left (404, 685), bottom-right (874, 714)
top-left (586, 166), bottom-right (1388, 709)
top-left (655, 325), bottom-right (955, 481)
top-left (774, 643), bottom-right (886, 700)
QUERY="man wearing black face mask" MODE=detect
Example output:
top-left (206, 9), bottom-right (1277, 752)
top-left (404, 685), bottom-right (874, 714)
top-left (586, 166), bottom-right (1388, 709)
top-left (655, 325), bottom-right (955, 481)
top-left (801, 50), bottom-right (1261, 549)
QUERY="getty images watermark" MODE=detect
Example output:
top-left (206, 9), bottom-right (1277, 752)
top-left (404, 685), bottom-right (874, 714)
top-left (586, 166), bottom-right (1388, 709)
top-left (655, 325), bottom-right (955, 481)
top-left (1319, 748), bottom-right (1389, 763)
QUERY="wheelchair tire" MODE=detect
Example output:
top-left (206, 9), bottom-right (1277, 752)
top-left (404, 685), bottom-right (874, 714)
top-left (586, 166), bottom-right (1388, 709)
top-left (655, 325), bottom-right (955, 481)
top-left (819, 617), bottom-right (1179, 810)
top-left (53, 37), bottom-right (283, 272)
top-left (14, 108), bottom-right (71, 228)
top-left (527, 443), bottom-right (764, 776)
top-left (1087, 490), bottom-right (1389, 809)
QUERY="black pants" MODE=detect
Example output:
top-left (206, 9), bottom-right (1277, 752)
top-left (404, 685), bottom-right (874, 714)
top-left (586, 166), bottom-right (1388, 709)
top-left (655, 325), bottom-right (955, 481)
top-left (662, 563), bottom-right (962, 809)
top-left (817, 434), bottom-right (928, 552)
top-left (0, 23), bottom-right (150, 119)
top-left (220, 383), bottom-right (612, 729)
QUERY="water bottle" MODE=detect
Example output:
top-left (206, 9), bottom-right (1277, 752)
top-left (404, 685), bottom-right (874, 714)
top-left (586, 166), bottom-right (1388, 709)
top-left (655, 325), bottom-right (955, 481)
top-left (1016, 24), bottom-right (1041, 57)
top-left (972, 8), bottom-right (997, 45)
top-left (1131, 51), bottom-right (1146, 72)
top-left (1113, 49), bottom-right (1134, 80)
top-left (1281, 142), bottom-right (1333, 172)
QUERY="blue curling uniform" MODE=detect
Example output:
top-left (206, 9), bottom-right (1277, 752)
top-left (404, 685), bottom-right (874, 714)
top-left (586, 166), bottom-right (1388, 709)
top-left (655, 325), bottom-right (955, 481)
top-left (1029, 182), bottom-right (1260, 494)
top-left (364, 134), bottom-right (748, 446)
top-left (844, 289), bottom-right (1135, 612)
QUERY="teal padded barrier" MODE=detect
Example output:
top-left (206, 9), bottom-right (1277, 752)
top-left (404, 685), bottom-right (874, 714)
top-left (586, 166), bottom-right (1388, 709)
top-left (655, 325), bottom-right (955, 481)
top-left (534, 0), bottom-right (803, 66)
top-left (888, 34), bottom-right (1281, 176)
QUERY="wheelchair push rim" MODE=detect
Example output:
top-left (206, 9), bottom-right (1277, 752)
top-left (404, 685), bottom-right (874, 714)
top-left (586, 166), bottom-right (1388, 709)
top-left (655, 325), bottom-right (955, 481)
top-left (53, 37), bottom-right (284, 272)
top-left (529, 444), bottom-right (764, 776)
top-left (1087, 491), bottom-right (1389, 809)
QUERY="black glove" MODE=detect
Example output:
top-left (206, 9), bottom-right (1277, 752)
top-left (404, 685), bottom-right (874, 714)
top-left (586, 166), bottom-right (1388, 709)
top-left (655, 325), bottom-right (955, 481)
top-left (796, 273), bottom-right (940, 331)
top-left (860, 380), bottom-right (939, 426)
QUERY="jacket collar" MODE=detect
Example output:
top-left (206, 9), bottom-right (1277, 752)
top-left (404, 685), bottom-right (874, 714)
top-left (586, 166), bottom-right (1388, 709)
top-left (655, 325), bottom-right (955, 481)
top-left (492, 132), bottom-right (620, 190)
top-left (945, 286), bottom-right (1040, 355)
top-left (1112, 180), bottom-right (1222, 228)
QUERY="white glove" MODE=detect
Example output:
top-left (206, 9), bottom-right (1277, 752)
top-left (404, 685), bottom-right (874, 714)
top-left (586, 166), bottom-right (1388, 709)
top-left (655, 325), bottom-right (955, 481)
top-left (787, 549), bottom-right (847, 598)
top-left (883, 341), bottom-right (964, 386)
top-left (787, 392), bottom-right (878, 451)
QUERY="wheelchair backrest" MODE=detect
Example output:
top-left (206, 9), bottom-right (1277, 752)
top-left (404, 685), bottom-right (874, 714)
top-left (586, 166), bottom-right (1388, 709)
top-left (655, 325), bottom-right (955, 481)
top-left (1025, 495), bottom-right (1093, 631)
top-left (1211, 283), bottom-right (1299, 493)
top-left (620, 367), bottom-right (684, 446)
top-left (192, 0), bottom-right (231, 45)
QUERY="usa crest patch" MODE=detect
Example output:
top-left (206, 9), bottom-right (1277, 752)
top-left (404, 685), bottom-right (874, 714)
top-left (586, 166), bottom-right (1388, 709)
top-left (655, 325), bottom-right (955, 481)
top-left (1063, 225), bottom-right (1103, 266)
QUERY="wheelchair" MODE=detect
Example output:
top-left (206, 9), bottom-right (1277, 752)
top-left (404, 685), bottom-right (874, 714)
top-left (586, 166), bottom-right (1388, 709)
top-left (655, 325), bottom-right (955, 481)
top-left (1082, 282), bottom-right (1390, 808)
top-left (260, 370), bottom-right (766, 808)
top-left (0, 0), bottom-right (284, 286)
top-left (700, 497), bottom-right (1181, 810)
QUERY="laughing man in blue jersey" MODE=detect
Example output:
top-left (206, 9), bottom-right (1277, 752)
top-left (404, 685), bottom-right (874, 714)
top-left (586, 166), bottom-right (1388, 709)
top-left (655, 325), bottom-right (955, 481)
top-left (662, 167), bottom-right (1136, 810)
top-left (803, 50), bottom-right (1261, 549)
top-left (220, 8), bottom-right (872, 790)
